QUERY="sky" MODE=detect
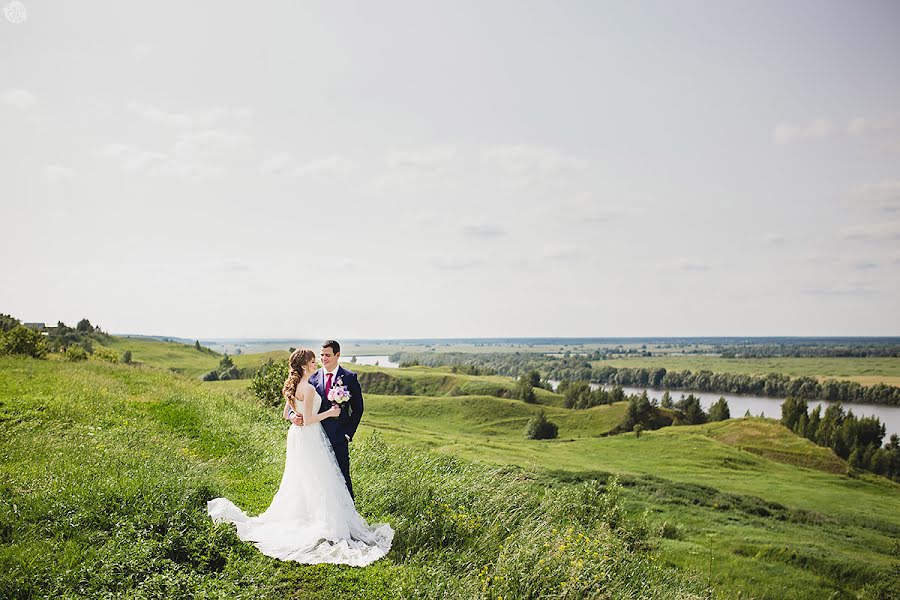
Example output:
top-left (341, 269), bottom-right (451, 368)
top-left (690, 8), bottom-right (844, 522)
top-left (1, 1), bottom-right (899, 339)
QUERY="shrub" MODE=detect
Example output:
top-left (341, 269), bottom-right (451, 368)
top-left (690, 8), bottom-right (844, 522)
top-left (201, 370), bottom-right (218, 382)
top-left (0, 325), bottom-right (48, 358)
top-left (122, 350), bottom-right (132, 364)
top-left (526, 410), bottom-right (559, 440)
top-left (65, 345), bottom-right (88, 362)
top-left (215, 355), bottom-right (239, 380)
top-left (93, 346), bottom-right (119, 364)
top-left (249, 359), bottom-right (288, 405)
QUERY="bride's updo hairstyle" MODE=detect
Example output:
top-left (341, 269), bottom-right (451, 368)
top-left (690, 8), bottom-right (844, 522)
top-left (283, 348), bottom-right (316, 401)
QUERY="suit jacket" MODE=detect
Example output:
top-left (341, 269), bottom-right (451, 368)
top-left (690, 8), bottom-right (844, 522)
top-left (310, 365), bottom-right (364, 442)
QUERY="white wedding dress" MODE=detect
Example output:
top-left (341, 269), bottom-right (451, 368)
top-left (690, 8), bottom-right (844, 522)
top-left (207, 392), bottom-right (393, 566)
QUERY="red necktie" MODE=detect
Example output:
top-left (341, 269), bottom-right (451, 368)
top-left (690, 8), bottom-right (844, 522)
top-left (325, 372), bottom-right (333, 397)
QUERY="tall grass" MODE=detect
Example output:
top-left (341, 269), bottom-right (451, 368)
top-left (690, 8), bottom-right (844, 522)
top-left (0, 356), bottom-right (699, 598)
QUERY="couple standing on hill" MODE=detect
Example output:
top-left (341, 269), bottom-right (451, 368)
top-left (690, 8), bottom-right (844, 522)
top-left (207, 340), bottom-right (393, 566)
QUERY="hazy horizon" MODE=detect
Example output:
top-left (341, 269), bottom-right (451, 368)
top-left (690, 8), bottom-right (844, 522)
top-left (3, 1), bottom-right (899, 339)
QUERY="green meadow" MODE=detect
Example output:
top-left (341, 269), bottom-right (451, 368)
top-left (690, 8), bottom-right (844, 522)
top-left (2, 343), bottom-right (898, 598)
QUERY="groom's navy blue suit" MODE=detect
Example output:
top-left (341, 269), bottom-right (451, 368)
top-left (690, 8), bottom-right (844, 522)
top-left (309, 365), bottom-right (364, 498)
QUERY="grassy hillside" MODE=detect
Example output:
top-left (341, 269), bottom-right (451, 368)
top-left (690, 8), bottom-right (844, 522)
top-left (3, 355), bottom-right (898, 598)
top-left (597, 355), bottom-right (900, 387)
top-left (103, 336), bottom-right (221, 377)
top-left (0, 356), bottom-right (698, 599)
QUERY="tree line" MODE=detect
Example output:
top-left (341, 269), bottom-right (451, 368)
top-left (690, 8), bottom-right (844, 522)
top-left (593, 366), bottom-right (900, 406)
top-left (391, 351), bottom-right (900, 406)
top-left (781, 398), bottom-right (899, 481)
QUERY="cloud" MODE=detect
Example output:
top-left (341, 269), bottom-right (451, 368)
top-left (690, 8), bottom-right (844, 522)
top-left (763, 233), bottom-right (787, 245)
top-left (103, 141), bottom-right (226, 178)
top-left (461, 223), bottom-right (506, 238)
top-left (847, 258), bottom-right (879, 271)
top-left (127, 101), bottom-right (252, 128)
top-left (291, 155), bottom-right (356, 177)
top-left (42, 165), bottom-right (76, 181)
top-left (566, 192), bottom-right (624, 223)
top-left (481, 144), bottom-right (587, 186)
top-left (259, 154), bottom-right (356, 177)
top-left (773, 119), bottom-right (832, 144)
top-left (103, 143), bottom-right (168, 173)
top-left (799, 282), bottom-right (881, 297)
top-left (172, 129), bottom-right (244, 159)
top-left (850, 181), bottom-right (900, 213)
top-left (841, 221), bottom-right (900, 242)
top-left (0, 88), bottom-right (37, 109)
top-left (259, 153), bottom-right (294, 176)
top-left (374, 146), bottom-right (457, 190)
top-left (657, 259), bottom-right (712, 272)
top-left (432, 256), bottom-right (483, 271)
top-left (540, 243), bottom-right (580, 261)
top-left (214, 259), bottom-right (252, 273)
top-left (848, 112), bottom-right (900, 136)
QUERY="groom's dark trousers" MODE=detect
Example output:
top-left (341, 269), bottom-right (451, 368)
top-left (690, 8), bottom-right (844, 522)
top-left (311, 366), bottom-right (364, 499)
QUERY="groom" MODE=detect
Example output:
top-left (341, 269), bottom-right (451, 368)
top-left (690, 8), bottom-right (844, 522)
top-left (308, 340), bottom-right (364, 498)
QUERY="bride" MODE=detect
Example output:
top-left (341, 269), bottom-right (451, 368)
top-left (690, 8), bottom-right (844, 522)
top-left (207, 348), bottom-right (393, 566)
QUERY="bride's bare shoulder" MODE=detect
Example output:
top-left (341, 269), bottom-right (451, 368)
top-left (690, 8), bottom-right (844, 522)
top-left (298, 382), bottom-right (317, 398)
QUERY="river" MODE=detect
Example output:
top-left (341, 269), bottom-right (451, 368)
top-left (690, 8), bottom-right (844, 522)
top-left (548, 380), bottom-right (900, 440)
top-left (347, 355), bottom-right (400, 369)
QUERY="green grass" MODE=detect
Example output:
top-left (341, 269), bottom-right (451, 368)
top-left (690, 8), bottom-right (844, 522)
top-left (0, 357), bottom-right (700, 599)
top-left (597, 355), bottom-right (900, 386)
top-left (103, 336), bottom-right (222, 378)
top-left (3, 355), bottom-right (898, 599)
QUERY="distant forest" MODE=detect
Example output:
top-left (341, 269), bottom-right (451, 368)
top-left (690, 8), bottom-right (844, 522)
top-left (391, 341), bottom-right (900, 406)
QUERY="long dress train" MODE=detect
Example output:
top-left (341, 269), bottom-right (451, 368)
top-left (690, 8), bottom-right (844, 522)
top-left (207, 393), bottom-right (393, 566)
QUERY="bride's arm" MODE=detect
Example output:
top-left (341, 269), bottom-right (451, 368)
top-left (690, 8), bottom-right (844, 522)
top-left (301, 387), bottom-right (340, 425)
top-left (282, 396), bottom-right (293, 421)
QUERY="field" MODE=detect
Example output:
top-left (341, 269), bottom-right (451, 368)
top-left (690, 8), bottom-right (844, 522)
top-left (597, 355), bottom-right (900, 387)
top-left (2, 345), bottom-right (898, 599)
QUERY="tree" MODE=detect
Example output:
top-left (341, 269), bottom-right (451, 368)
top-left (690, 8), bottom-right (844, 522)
top-left (514, 375), bottom-right (536, 403)
top-left (674, 394), bottom-right (707, 425)
top-left (195, 340), bottom-right (201, 351)
top-left (708, 397), bottom-right (730, 422)
top-left (525, 410), bottom-right (558, 440)
top-left (805, 405), bottom-right (821, 440)
top-left (526, 370), bottom-right (542, 388)
top-left (122, 350), bottom-right (132, 364)
top-left (780, 397), bottom-right (808, 432)
top-left (660, 390), bottom-right (673, 409)
top-left (633, 423), bottom-right (645, 438)
top-left (623, 392), bottom-right (654, 431)
top-left (0, 313), bottom-right (20, 333)
top-left (76, 318), bottom-right (93, 333)
top-left (0, 325), bottom-right (48, 358)
top-left (217, 354), bottom-right (239, 380)
top-left (563, 381), bottom-right (591, 409)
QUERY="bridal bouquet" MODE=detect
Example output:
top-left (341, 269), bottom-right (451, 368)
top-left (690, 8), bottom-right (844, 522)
top-left (328, 377), bottom-right (351, 407)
